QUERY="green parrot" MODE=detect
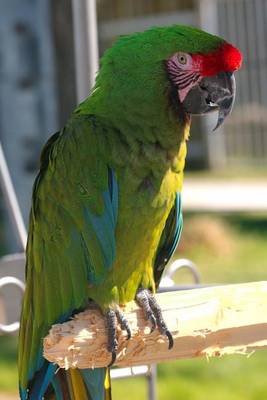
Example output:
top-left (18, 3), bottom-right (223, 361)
top-left (18, 25), bottom-right (242, 399)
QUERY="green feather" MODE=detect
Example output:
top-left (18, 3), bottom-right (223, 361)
top-left (18, 115), bottom-right (118, 391)
top-left (18, 25), bottom-right (228, 398)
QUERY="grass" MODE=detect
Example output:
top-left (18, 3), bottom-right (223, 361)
top-left (1, 213), bottom-right (267, 399)
top-left (112, 351), bottom-right (267, 400)
top-left (0, 336), bottom-right (18, 392)
top-left (158, 353), bottom-right (267, 400)
top-left (177, 213), bottom-right (267, 284)
top-left (185, 166), bottom-right (267, 180)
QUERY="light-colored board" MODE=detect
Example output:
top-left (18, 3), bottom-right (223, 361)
top-left (43, 281), bottom-right (267, 369)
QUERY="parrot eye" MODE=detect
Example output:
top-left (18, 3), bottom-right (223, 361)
top-left (177, 53), bottom-right (188, 65)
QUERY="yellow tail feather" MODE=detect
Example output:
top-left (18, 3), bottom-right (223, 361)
top-left (68, 369), bottom-right (89, 400)
top-left (104, 368), bottom-right (112, 400)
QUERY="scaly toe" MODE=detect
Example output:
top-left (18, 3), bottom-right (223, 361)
top-left (136, 288), bottom-right (174, 349)
top-left (136, 288), bottom-right (156, 332)
top-left (106, 309), bottom-right (118, 366)
top-left (147, 290), bottom-right (174, 349)
top-left (106, 306), bottom-right (132, 366)
top-left (115, 308), bottom-right (132, 339)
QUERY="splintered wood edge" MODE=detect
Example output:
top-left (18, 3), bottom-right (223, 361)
top-left (43, 281), bottom-right (267, 369)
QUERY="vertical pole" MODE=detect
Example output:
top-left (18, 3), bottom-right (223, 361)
top-left (86, 0), bottom-right (99, 90)
top-left (198, 0), bottom-right (219, 35)
top-left (197, 0), bottom-right (227, 169)
top-left (72, 0), bottom-right (99, 104)
top-left (148, 365), bottom-right (157, 400)
top-left (0, 143), bottom-right (27, 251)
top-left (50, 0), bottom-right (77, 125)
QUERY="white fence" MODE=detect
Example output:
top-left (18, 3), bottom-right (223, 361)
top-left (217, 0), bottom-right (267, 164)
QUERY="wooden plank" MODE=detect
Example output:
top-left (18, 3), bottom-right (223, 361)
top-left (44, 281), bottom-right (267, 369)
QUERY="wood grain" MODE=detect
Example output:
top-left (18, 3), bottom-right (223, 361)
top-left (43, 282), bottom-right (267, 369)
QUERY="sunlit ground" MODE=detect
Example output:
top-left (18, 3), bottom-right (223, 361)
top-left (1, 211), bottom-right (267, 399)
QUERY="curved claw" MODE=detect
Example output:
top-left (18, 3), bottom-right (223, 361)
top-left (136, 288), bottom-right (174, 350)
top-left (165, 330), bottom-right (174, 350)
top-left (115, 309), bottom-right (132, 339)
top-left (106, 307), bottom-right (132, 366)
top-left (125, 326), bottom-right (131, 340)
top-left (108, 351), bottom-right (117, 367)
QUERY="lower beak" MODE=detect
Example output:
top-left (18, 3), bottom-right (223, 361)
top-left (182, 71), bottom-right (236, 131)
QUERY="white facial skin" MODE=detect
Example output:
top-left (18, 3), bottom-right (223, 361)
top-left (167, 52), bottom-right (202, 102)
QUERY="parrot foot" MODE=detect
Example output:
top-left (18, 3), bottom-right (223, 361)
top-left (115, 308), bottom-right (131, 340)
top-left (106, 307), bottom-right (132, 367)
top-left (136, 288), bottom-right (174, 350)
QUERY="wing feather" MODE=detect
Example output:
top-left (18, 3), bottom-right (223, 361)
top-left (154, 192), bottom-right (183, 287)
top-left (18, 115), bottom-right (118, 395)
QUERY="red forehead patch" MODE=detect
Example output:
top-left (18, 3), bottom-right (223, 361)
top-left (192, 43), bottom-right (243, 77)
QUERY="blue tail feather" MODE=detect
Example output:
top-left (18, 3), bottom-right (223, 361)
top-left (29, 363), bottom-right (57, 400)
top-left (81, 368), bottom-right (107, 400)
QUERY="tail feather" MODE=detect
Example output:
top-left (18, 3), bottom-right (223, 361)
top-left (80, 368), bottom-right (111, 400)
top-left (104, 369), bottom-right (112, 400)
top-left (42, 367), bottom-right (111, 400)
top-left (27, 362), bottom-right (57, 400)
top-left (53, 369), bottom-right (70, 399)
top-left (22, 359), bottom-right (111, 400)
top-left (68, 369), bottom-right (88, 399)
top-left (50, 374), bottom-right (63, 400)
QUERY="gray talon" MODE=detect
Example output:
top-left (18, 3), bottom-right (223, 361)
top-left (108, 351), bottom-right (117, 367)
top-left (106, 307), bottom-right (132, 366)
top-left (136, 288), bottom-right (156, 332)
top-left (135, 288), bottom-right (174, 349)
top-left (105, 287), bottom-right (173, 367)
top-left (166, 330), bottom-right (174, 349)
top-left (115, 309), bottom-right (132, 339)
top-left (106, 309), bottom-right (117, 352)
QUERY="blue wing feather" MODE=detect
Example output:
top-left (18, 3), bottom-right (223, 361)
top-left (20, 168), bottom-right (118, 399)
top-left (154, 192), bottom-right (183, 287)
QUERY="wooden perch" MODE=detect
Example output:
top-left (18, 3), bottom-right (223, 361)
top-left (43, 281), bottom-right (267, 369)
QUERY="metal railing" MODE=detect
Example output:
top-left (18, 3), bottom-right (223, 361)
top-left (0, 275), bottom-right (25, 334)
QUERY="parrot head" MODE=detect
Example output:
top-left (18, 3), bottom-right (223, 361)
top-left (166, 41), bottom-right (242, 130)
top-left (87, 25), bottom-right (242, 134)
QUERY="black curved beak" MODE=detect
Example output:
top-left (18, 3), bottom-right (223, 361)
top-left (182, 71), bottom-right (236, 131)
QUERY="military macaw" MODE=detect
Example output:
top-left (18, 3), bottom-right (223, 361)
top-left (18, 25), bottom-right (242, 399)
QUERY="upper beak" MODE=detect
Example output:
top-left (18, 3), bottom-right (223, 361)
top-left (182, 71), bottom-right (236, 131)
